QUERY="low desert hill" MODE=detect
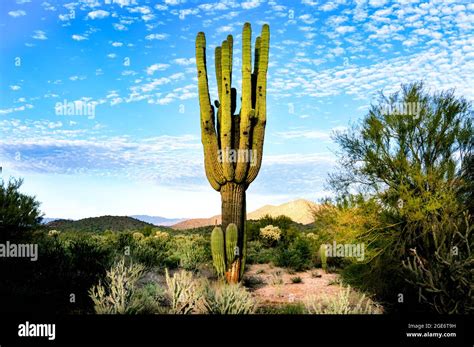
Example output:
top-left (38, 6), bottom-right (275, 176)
top-left (45, 215), bottom-right (158, 233)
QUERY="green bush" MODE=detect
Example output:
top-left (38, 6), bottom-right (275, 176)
top-left (0, 231), bottom-right (116, 314)
top-left (172, 234), bottom-right (210, 271)
top-left (128, 283), bottom-right (168, 314)
top-left (257, 303), bottom-right (306, 314)
top-left (275, 236), bottom-right (313, 271)
top-left (246, 240), bottom-right (275, 264)
top-left (291, 276), bottom-right (303, 283)
top-left (133, 235), bottom-right (174, 268)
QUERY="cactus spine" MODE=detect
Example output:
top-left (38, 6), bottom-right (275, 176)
top-left (196, 23), bottom-right (270, 283)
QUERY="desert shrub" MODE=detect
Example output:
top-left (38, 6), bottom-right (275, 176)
top-left (291, 276), bottom-right (303, 284)
top-left (0, 231), bottom-right (116, 314)
top-left (259, 225), bottom-right (281, 247)
top-left (89, 258), bottom-right (145, 314)
top-left (305, 286), bottom-right (382, 314)
top-left (257, 303), bottom-right (306, 314)
top-left (128, 283), bottom-right (168, 314)
top-left (270, 271), bottom-right (284, 285)
top-left (203, 283), bottom-right (255, 314)
top-left (402, 213), bottom-right (473, 314)
top-left (132, 232), bottom-right (144, 240)
top-left (242, 275), bottom-right (266, 289)
top-left (275, 236), bottom-right (313, 271)
top-left (165, 269), bottom-right (203, 314)
top-left (172, 234), bottom-right (210, 271)
top-left (246, 240), bottom-right (275, 264)
top-left (133, 235), bottom-right (174, 268)
top-left (246, 215), bottom-right (294, 241)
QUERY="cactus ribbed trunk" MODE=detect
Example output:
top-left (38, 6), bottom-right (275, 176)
top-left (221, 183), bottom-right (246, 237)
top-left (221, 183), bottom-right (246, 283)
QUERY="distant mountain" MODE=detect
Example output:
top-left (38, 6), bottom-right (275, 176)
top-left (171, 199), bottom-right (318, 230)
top-left (248, 199), bottom-right (318, 224)
top-left (45, 215), bottom-right (157, 232)
top-left (130, 215), bottom-right (188, 227)
top-left (41, 217), bottom-right (60, 224)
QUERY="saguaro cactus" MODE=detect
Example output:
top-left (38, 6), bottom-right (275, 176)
top-left (196, 23), bottom-right (270, 283)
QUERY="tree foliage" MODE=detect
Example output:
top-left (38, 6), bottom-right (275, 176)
top-left (330, 82), bottom-right (473, 312)
top-left (0, 177), bottom-right (43, 239)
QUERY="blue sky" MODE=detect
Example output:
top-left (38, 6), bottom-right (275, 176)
top-left (0, 0), bottom-right (473, 219)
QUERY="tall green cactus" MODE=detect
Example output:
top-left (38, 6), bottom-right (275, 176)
top-left (196, 23), bottom-right (270, 283)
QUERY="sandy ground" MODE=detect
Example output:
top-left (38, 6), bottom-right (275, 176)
top-left (243, 263), bottom-right (346, 306)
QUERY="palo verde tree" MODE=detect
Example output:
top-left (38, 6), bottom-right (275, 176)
top-left (330, 82), bottom-right (473, 312)
top-left (195, 23), bottom-right (270, 282)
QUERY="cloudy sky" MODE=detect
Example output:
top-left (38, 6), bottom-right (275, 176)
top-left (0, 0), bottom-right (472, 219)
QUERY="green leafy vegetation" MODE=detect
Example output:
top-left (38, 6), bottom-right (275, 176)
top-left (326, 82), bottom-right (473, 313)
top-left (0, 178), bottom-right (42, 240)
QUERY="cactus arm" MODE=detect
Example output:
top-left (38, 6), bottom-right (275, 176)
top-left (211, 227), bottom-right (226, 277)
top-left (225, 223), bottom-right (238, 265)
top-left (196, 32), bottom-right (226, 188)
top-left (220, 39), bottom-right (235, 180)
top-left (235, 22), bottom-right (253, 182)
top-left (215, 46), bottom-right (223, 106)
top-left (246, 25), bottom-right (269, 184)
top-left (215, 46), bottom-right (223, 146)
top-left (227, 34), bottom-right (233, 86)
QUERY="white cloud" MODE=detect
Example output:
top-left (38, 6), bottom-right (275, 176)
top-left (275, 130), bottom-right (332, 141)
top-left (165, 0), bottom-right (185, 5)
top-left (48, 121), bottom-right (63, 129)
top-left (113, 23), bottom-right (128, 31)
top-left (10, 85), bottom-right (21, 91)
top-left (72, 34), bottom-right (88, 41)
top-left (146, 63), bottom-right (170, 75)
top-left (145, 33), bottom-right (168, 40)
top-left (335, 25), bottom-right (356, 34)
top-left (111, 41), bottom-right (123, 47)
top-left (178, 8), bottom-right (199, 19)
top-left (217, 25), bottom-right (234, 33)
top-left (241, 0), bottom-right (261, 10)
top-left (299, 14), bottom-right (316, 24)
top-left (8, 10), bottom-right (26, 17)
top-left (87, 10), bottom-right (110, 19)
top-left (173, 58), bottom-right (196, 66)
top-left (32, 30), bottom-right (47, 40)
